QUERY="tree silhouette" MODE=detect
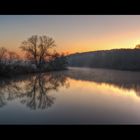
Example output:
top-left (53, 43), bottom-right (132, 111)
top-left (0, 47), bottom-right (7, 63)
top-left (20, 35), bottom-right (56, 69)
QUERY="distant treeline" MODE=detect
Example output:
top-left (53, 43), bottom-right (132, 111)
top-left (67, 49), bottom-right (140, 71)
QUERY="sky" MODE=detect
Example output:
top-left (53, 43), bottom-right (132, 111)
top-left (1, 15), bottom-right (140, 55)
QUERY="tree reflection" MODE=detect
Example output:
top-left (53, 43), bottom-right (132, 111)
top-left (0, 72), bottom-right (69, 110)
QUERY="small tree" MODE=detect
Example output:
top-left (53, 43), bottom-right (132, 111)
top-left (0, 47), bottom-right (7, 64)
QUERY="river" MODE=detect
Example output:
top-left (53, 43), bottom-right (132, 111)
top-left (0, 67), bottom-right (140, 124)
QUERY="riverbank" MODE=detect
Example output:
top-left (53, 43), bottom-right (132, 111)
top-left (0, 61), bottom-right (68, 78)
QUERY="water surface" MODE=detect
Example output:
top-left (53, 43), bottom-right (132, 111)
top-left (1, 67), bottom-right (140, 124)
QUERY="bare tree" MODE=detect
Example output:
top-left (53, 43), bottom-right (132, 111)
top-left (20, 35), bottom-right (38, 66)
top-left (0, 47), bottom-right (7, 63)
top-left (20, 35), bottom-right (55, 68)
top-left (38, 35), bottom-right (55, 66)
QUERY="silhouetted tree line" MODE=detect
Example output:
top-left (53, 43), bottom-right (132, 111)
top-left (0, 35), bottom-right (68, 77)
top-left (67, 47), bottom-right (140, 71)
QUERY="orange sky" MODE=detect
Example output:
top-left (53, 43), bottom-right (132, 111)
top-left (1, 15), bottom-right (140, 56)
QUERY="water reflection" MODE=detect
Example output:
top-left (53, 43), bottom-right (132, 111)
top-left (1, 67), bottom-right (140, 111)
top-left (0, 72), bottom-right (69, 110)
top-left (64, 67), bottom-right (140, 97)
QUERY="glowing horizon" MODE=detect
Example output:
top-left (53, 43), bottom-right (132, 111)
top-left (1, 15), bottom-right (140, 56)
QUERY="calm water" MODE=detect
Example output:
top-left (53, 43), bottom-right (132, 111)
top-left (1, 67), bottom-right (140, 124)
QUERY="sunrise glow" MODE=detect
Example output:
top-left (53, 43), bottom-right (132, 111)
top-left (1, 15), bottom-right (140, 55)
